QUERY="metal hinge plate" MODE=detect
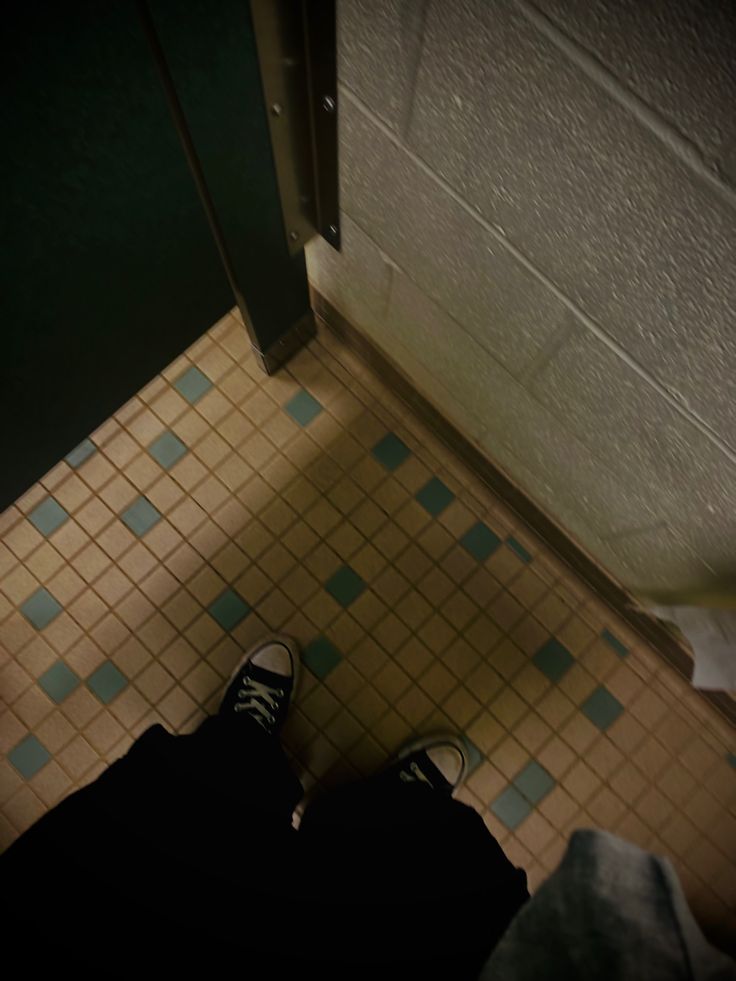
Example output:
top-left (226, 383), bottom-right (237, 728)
top-left (250, 0), bottom-right (340, 256)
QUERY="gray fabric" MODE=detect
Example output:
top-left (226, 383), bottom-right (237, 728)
top-left (479, 830), bottom-right (735, 981)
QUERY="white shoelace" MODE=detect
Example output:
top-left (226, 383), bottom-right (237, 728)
top-left (234, 676), bottom-right (284, 730)
top-left (399, 760), bottom-right (434, 787)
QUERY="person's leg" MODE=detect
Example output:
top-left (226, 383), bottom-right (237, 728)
top-left (298, 735), bottom-right (529, 977)
top-left (1, 636), bottom-right (306, 975)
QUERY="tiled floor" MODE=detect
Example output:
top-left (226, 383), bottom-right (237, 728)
top-left (1, 308), bottom-right (735, 947)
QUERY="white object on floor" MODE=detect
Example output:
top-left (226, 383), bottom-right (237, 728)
top-left (649, 605), bottom-right (736, 690)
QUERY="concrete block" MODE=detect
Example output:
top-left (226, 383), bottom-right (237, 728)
top-left (484, 445), bottom-right (713, 592)
top-left (601, 525), bottom-right (718, 594)
top-left (305, 212), bottom-right (391, 333)
top-left (338, 100), bottom-right (406, 255)
top-left (337, 0), bottom-right (427, 135)
top-left (331, 262), bottom-right (487, 445)
top-left (382, 265), bottom-right (496, 432)
top-left (533, 0), bottom-right (736, 185)
top-left (339, 99), bottom-right (570, 377)
top-left (531, 330), bottom-right (736, 566)
top-left (385, 270), bottom-right (661, 539)
top-left (408, 0), bottom-right (736, 442)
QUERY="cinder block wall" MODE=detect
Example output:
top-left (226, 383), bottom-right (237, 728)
top-left (306, 0), bottom-right (736, 593)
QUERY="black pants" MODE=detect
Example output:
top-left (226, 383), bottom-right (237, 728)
top-left (1, 717), bottom-right (528, 978)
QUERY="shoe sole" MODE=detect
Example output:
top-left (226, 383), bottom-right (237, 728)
top-left (395, 731), bottom-right (470, 793)
top-left (226, 633), bottom-right (302, 701)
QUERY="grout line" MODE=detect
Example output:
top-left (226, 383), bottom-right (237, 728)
top-left (517, 312), bottom-right (580, 386)
top-left (398, 0), bottom-right (431, 141)
top-left (600, 520), bottom-right (670, 544)
top-left (513, 0), bottom-right (736, 211)
top-left (339, 85), bottom-right (736, 465)
top-left (381, 261), bottom-right (394, 324)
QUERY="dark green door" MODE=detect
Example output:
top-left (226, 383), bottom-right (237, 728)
top-left (1, 0), bottom-right (311, 511)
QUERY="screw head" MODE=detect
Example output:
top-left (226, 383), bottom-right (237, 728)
top-left (271, 103), bottom-right (283, 116)
top-left (322, 95), bottom-right (336, 113)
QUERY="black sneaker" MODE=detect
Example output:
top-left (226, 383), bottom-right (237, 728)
top-left (388, 733), bottom-right (469, 795)
top-left (219, 635), bottom-right (300, 736)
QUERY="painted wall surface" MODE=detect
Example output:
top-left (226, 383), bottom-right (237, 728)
top-left (307, 0), bottom-right (736, 593)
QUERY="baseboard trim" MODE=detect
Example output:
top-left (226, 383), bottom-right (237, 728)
top-left (310, 287), bottom-right (735, 729)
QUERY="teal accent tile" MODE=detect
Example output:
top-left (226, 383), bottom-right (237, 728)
top-left (727, 753), bottom-right (736, 769)
top-left (38, 661), bottom-right (81, 703)
top-left (208, 589), bottom-right (251, 631)
top-left (121, 496), bottom-right (161, 537)
top-left (581, 686), bottom-right (624, 731)
top-left (173, 365), bottom-right (213, 404)
top-left (325, 565), bottom-right (365, 607)
top-left (285, 389), bottom-right (323, 427)
top-left (9, 734), bottom-right (51, 779)
top-left (601, 628), bottom-right (629, 658)
top-left (87, 662), bottom-right (128, 704)
top-left (28, 497), bottom-right (69, 536)
top-left (416, 477), bottom-right (455, 516)
top-left (533, 637), bottom-right (574, 683)
top-left (513, 760), bottom-right (555, 805)
top-left (20, 588), bottom-right (63, 630)
top-left (303, 637), bottom-right (343, 679)
top-left (491, 785), bottom-right (532, 830)
top-left (506, 536), bottom-right (532, 563)
top-left (462, 738), bottom-right (483, 776)
top-left (65, 438), bottom-right (96, 468)
top-left (372, 433), bottom-right (411, 471)
top-left (460, 522), bottom-right (502, 561)
top-left (148, 430), bottom-right (188, 469)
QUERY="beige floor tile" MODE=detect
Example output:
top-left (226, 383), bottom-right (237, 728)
top-left (466, 712), bottom-right (507, 756)
top-left (12, 687), bottom-right (54, 729)
top-left (323, 708), bottom-right (364, 755)
top-left (0, 761), bottom-right (23, 806)
top-left (395, 685), bottom-right (435, 728)
top-left (0, 613), bottom-right (37, 656)
top-left (4, 785), bottom-right (46, 835)
top-left (514, 711), bottom-right (553, 755)
top-left (608, 713), bottom-right (648, 755)
top-left (97, 521), bottom-right (138, 562)
top-left (516, 810), bottom-right (557, 853)
top-left (585, 735), bottom-right (625, 781)
top-left (494, 735), bottom-right (529, 780)
top-left (488, 638), bottom-right (527, 680)
top-left (418, 613), bottom-right (456, 656)
top-left (1, 564), bottom-right (39, 605)
top-left (157, 685), bottom-right (198, 730)
top-left (25, 543), bottom-right (66, 585)
top-left (1, 660), bottom-right (33, 702)
top-left (29, 760), bottom-right (73, 807)
top-left (559, 712), bottom-right (599, 756)
top-left (84, 711), bottom-right (125, 755)
top-left (4, 520), bottom-right (43, 561)
top-left (371, 709), bottom-right (413, 753)
top-left (489, 687), bottom-right (528, 730)
top-left (562, 759), bottom-right (602, 806)
top-left (16, 636), bottom-right (57, 680)
top-left (2, 317), bottom-right (734, 946)
top-left (510, 614), bottom-right (550, 657)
